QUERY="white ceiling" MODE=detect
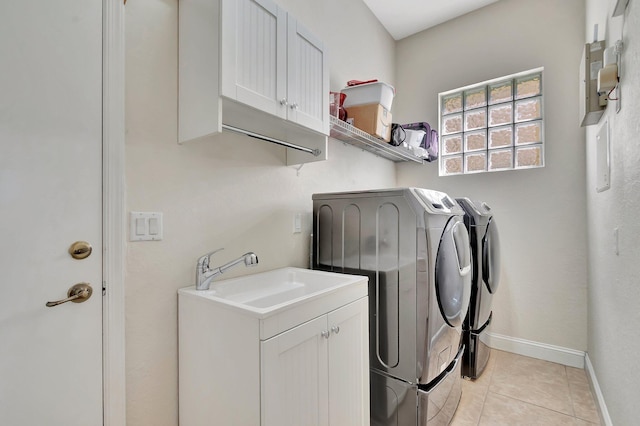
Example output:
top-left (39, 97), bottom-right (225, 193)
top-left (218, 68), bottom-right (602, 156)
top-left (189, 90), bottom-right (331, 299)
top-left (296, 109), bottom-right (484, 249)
top-left (362, 0), bottom-right (499, 40)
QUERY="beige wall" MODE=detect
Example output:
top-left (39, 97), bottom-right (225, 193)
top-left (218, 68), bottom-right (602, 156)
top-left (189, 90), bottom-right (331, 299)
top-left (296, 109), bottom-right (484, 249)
top-left (394, 0), bottom-right (588, 350)
top-left (124, 1), bottom-right (396, 424)
top-left (125, 0), bottom-right (640, 424)
top-left (585, 0), bottom-right (640, 423)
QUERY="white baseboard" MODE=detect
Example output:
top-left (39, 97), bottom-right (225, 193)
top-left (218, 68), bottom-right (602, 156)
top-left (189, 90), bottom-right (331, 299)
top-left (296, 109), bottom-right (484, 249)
top-left (585, 353), bottom-right (613, 426)
top-left (484, 332), bottom-right (585, 368)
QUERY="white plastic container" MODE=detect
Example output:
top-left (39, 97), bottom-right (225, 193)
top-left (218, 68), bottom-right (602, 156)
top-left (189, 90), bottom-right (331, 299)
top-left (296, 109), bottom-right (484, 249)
top-left (342, 81), bottom-right (395, 110)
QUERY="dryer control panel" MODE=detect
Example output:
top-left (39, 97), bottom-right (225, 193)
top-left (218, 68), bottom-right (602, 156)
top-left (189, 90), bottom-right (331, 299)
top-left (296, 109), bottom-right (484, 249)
top-left (412, 188), bottom-right (458, 214)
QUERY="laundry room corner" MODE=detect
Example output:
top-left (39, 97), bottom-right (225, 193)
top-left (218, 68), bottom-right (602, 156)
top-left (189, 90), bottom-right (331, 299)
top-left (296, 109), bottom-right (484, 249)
top-left (393, 0), bottom-right (589, 358)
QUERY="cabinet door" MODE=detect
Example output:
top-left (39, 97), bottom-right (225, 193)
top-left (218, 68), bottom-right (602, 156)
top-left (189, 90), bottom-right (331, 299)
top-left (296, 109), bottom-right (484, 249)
top-left (221, 0), bottom-right (287, 118)
top-left (328, 298), bottom-right (370, 426)
top-left (287, 16), bottom-right (329, 135)
top-left (261, 315), bottom-right (329, 426)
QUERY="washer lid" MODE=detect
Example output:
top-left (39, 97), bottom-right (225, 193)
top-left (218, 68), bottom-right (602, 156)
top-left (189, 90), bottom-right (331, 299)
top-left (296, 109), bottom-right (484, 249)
top-left (435, 217), bottom-right (472, 328)
top-left (483, 216), bottom-right (501, 294)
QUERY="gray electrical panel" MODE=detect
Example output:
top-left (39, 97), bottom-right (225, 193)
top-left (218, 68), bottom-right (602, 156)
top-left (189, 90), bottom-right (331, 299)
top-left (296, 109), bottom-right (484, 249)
top-left (580, 41), bottom-right (607, 127)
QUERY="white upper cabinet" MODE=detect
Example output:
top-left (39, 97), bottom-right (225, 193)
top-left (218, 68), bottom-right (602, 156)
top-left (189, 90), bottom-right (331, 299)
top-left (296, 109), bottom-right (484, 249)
top-left (180, 0), bottom-right (329, 164)
top-left (220, 0), bottom-right (287, 119)
top-left (286, 15), bottom-right (328, 134)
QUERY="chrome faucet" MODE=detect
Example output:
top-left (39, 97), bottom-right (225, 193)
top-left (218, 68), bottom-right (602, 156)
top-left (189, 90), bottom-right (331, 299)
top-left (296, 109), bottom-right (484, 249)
top-left (195, 248), bottom-right (259, 290)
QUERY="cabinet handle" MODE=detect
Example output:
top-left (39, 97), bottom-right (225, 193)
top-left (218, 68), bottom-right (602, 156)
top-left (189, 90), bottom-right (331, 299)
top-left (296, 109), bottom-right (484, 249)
top-left (290, 102), bottom-right (299, 110)
top-left (321, 330), bottom-right (330, 339)
top-left (331, 325), bottom-right (340, 334)
top-left (280, 98), bottom-right (288, 106)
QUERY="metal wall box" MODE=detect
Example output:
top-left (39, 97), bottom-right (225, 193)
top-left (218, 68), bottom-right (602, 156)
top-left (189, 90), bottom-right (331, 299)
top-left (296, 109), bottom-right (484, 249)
top-left (580, 41), bottom-right (607, 127)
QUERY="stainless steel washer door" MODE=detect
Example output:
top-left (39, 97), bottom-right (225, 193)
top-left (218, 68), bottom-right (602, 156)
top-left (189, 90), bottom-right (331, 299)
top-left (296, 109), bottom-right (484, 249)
top-left (435, 217), bottom-right (472, 328)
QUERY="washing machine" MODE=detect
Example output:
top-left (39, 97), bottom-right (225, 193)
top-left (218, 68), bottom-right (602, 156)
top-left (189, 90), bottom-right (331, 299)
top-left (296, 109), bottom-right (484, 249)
top-left (313, 188), bottom-right (472, 425)
top-left (455, 198), bottom-right (501, 379)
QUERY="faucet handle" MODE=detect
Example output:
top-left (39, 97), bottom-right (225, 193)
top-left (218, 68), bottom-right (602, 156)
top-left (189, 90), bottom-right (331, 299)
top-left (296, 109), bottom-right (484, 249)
top-left (197, 248), bottom-right (224, 270)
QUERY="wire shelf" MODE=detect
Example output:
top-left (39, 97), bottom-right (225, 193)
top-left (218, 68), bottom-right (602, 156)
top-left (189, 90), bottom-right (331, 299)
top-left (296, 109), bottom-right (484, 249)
top-left (329, 116), bottom-right (424, 163)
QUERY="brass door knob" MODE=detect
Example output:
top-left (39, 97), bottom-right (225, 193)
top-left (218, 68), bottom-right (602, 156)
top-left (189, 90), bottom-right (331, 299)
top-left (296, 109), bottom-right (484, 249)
top-left (69, 241), bottom-right (92, 259)
top-left (46, 283), bottom-right (93, 307)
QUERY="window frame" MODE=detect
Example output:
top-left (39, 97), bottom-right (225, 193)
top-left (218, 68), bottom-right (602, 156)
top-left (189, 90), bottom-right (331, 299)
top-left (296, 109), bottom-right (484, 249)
top-left (438, 67), bottom-right (545, 176)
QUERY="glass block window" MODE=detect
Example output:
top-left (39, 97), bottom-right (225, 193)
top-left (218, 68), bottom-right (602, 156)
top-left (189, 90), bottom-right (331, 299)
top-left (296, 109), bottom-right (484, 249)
top-left (438, 68), bottom-right (544, 176)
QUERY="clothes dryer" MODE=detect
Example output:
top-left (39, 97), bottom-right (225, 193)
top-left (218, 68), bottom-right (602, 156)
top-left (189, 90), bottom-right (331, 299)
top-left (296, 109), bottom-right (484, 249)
top-left (455, 198), bottom-right (501, 379)
top-left (313, 188), bottom-right (472, 426)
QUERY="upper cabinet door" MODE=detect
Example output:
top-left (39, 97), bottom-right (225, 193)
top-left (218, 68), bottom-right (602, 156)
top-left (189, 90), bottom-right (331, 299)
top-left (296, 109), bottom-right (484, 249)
top-left (221, 0), bottom-right (287, 119)
top-left (287, 16), bottom-right (329, 135)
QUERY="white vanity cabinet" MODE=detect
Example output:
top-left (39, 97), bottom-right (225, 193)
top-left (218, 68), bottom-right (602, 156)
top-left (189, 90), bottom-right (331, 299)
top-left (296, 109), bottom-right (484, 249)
top-left (178, 269), bottom-right (369, 426)
top-left (261, 298), bottom-right (369, 426)
top-left (179, 0), bottom-right (329, 165)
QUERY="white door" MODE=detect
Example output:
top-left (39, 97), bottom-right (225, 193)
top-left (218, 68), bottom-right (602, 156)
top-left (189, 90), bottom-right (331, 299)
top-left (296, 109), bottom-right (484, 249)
top-left (0, 0), bottom-right (104, 425)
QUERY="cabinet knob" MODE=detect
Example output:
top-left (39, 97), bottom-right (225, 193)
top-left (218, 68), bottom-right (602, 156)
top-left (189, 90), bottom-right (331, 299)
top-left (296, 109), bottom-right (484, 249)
top-left (331, 325), bottom-right (340, 334)
top-left (321, 330), bottom-right (330, 339)
top-left (290, 102), bottom-right (299, 110)
top-left (280, 98), bottom-right (288, 106)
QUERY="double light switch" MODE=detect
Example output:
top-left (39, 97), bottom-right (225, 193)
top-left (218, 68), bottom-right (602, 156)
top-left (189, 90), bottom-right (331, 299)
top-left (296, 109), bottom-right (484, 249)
top-left (130, 212), bottom-right (163, 241)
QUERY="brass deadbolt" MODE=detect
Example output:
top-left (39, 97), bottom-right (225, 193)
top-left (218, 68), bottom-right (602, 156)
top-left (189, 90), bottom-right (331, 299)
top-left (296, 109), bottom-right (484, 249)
top-left (69, 241), bottom-right (92, 259)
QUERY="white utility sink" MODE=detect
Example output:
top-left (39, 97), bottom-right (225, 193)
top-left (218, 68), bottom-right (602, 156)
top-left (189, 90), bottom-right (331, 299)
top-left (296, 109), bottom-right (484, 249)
top-left (178, 267), bottom-right (367, 318)
top-left (178, 267), bottom-right (370, 425)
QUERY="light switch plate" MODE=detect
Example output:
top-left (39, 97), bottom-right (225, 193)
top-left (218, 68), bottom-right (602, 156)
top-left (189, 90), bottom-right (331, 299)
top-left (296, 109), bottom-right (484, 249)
top-left (293, 212), bottom-right (302, 234)
top-left (130, 212), bottom-right (163, 241)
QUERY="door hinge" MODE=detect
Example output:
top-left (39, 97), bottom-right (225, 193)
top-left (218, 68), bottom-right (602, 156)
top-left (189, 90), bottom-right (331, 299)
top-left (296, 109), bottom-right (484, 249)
top-left (102, 281), bottom-right (107, 295)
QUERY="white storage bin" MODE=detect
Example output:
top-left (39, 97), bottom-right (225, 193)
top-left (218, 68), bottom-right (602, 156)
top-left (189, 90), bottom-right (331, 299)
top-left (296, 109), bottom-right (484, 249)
top-left (342, 81), bottom-right (395, 110)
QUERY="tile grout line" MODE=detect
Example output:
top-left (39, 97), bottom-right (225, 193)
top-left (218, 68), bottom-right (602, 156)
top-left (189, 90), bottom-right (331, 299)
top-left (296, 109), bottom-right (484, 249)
top-left (564, 365), bottom-right (579, 419)
top-left (487, 391), bottom-right (581, 421)
top-left (491, 352), bottom-right (577, 420)
top-left (566, 365), bottom-right (604, 425)
top-left (475, 351), bottom-right (498, 425)
top-left (462, 350), bottom-right (602, 426)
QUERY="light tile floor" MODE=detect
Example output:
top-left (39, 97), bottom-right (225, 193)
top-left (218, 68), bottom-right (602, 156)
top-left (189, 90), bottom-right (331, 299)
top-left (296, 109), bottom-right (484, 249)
top-left (451, 350), bottom-right (602, 426)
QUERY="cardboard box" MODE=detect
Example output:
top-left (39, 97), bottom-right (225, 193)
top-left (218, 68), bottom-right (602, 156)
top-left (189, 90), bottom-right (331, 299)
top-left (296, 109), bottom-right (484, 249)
top-left (345, 103), bottom-right (392, 142)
